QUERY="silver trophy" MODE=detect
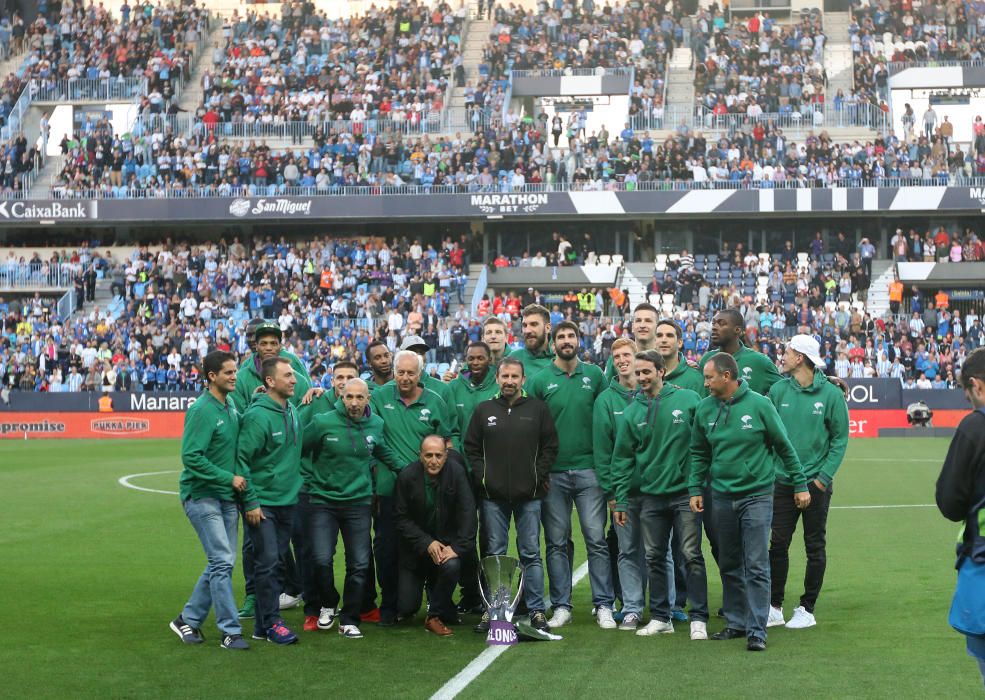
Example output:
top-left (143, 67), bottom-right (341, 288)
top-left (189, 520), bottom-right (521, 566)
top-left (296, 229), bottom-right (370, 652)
top-left (478, 555), bottom-right (560, 643)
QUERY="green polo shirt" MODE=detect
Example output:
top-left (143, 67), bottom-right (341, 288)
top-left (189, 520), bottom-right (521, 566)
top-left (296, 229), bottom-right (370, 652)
top-left (528, 360), bottom-right (606, 471)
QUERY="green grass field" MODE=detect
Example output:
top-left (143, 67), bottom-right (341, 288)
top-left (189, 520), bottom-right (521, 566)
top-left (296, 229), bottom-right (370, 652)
top-left (0, 437), bottom-right (979, 698)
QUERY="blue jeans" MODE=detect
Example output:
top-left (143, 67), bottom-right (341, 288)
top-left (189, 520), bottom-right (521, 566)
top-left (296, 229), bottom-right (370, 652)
top-left (639, 493), bottom-right (708, 623)
top-left (542, 469), bottom-right (614, 609)
top-left (302, 498), bottom-right (372, 626)
top-left (181, 498), bottom-right (241, 635)
top-left (483, 498), bottom-right (546, 612)
top-left (614, 497), bottom-right (646, 616)
top-left (713, 493), bottom-right (773, 640)
top-left (248, 504), bottom-right (296, 634)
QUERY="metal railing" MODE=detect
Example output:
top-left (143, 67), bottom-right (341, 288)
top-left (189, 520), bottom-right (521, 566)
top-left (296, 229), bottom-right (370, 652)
top-left (45, 175), bottom-right (982, 200)
top-left (631, 102), bottom-right (891, 134)
top-left (57, 288), bottom-right (76, 322)
top-left (510, 67), bottom-right (635, 77)
top-left (185, 113), bottom-right (447, 140)
top-left (31, 78), bottom-right (149, 103)
top-left (470, 265), bottom-right (488, 315)
top-left (888, 59), bottom-right (985, 73)
top-left (0, 264), bottom-right (76, 289)
top-left (0, 82), bottom-right (31, 141)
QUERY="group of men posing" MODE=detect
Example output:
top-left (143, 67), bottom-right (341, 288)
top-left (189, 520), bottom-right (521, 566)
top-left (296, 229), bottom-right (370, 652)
top-left (172, 302), bottom-right (849, 652)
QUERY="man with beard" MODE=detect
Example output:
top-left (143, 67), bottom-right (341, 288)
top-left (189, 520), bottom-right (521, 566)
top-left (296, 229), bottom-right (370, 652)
top-left (604, 303), bottom-right (659, 380)
top-left (529, 321), bottom-right (614, 629)
top-left (511, 304), bottom-right (556, 381)
top-left (365, 340), bottom-right (393, 393)
top-left (370, 350), bottom-right (459, 625)
top-left (465, 357), bottom-right (557, 635)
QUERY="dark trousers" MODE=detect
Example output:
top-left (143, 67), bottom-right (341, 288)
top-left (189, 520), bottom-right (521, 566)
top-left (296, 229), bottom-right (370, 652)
top-left (608, 512), bottom-right (622, 604)
top-left (242, 517), bottom-right (256, 596)
top-left (713, 493), bottom-right (773, 641)
top-left (284, 501), bottom-right (305, 597)
top-left (248, 504), bottom-right (296, 633)
top-left (302, 498), bottom-right (372, 626)
top-left (364, 495), bottom-right (398, 616)
top-left (702, 485), bottom-right (720, 564)
top-left (398, 555), bottom-right (462, 622)
top-left (770, 481), bottom-right (832, 613)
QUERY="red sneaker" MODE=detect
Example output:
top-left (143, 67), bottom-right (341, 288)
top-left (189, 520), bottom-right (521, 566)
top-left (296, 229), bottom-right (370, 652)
top-left (303, 616), bottom-right (319, 632)
top-left (360, 608), bottom-right (381, 623)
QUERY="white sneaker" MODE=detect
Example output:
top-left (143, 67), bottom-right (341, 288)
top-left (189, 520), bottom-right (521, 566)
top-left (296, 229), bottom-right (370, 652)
top-left (547, 608), bottom-right (572, 628)
top-left (279, 593), bottom-right (301, 610)
top-left (596, 606), bottom-right (617, 630)
top-left (338, 624), bottom-right (363, 639)
top-left (618, 613), bottom-right (640, 631)
top-left (635, 619), bottom-right (674, 636)
top-left (767, 605), bottom-right (786, 628)
top-left (317, 607), bottom-right (337, 630)
top-left (690, 621), bottom-right (708, 640)
top-left (785, 606), bottom-right (816, 629)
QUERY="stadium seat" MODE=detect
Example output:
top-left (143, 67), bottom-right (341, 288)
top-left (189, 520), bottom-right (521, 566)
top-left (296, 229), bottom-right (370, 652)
top-left (610, 254), bottom-right (624, 267)
top-left (599, 254), bottom-right (611, 266)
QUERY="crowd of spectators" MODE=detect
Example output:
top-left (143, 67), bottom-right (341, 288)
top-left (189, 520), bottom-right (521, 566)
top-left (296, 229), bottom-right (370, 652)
top-left (192, 1), bottom-right (463, 131)
top-left (890, 225), bottom-right (985, 262)
top-left (693, 8), bottom-right (828, 119)
top-left (11, 0), bottom-right (207, 102)
top-left (850, 0), bottom-right (985, 63)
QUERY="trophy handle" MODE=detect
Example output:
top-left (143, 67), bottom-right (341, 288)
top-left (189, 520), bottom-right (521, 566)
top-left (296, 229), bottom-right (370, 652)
top-left (506, 567), bottom-right (524, 623)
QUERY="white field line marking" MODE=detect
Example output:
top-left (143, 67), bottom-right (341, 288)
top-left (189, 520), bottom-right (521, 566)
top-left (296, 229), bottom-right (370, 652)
top-left (831, 503), bottom-right (935, 510)
top-left (430, 561), bottom-right (590, 700)
top-left (118, 470), bottom-right (179, 495)
top-left (851, 458), bottom-right (940, 463)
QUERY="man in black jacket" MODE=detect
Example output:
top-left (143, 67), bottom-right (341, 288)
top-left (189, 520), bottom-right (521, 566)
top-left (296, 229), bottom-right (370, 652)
top-left (937, 347), bottom-right (985, 687)
top-left (395, 435), bottom-right (477, 636)
top-left (464, 357), bottom-right (558, 634)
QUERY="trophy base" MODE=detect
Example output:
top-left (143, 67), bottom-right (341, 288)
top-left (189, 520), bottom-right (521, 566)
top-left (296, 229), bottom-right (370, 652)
top-left (515, 619), bottom-right (563, 641)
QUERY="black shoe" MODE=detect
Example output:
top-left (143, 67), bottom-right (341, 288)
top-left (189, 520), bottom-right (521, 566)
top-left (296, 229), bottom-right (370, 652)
top-left (529, 611), bottom-right (549, 633)
top-left (711, 628), bottom-right (746, 640)
top-left (379, 610), bottom-right (397, 627)
top-left (716, 607), bottom-right (725, 618)
top-left (457, 598), bottom-right (485, 615)
top-left (473, 611), bottom-right (490, 633)
top-left (169, 616), bottom-right (204, 645)
top-left (747, 636), bottom-right (766, 651)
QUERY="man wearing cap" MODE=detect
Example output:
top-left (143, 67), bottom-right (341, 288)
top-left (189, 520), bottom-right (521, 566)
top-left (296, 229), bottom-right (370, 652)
top-left (233, 322), bottom-right (318, 411)
top-left (766, 335), bottom-right (849, 631)
top-left (400, 334), bottom-right (455, 407)
top-left (238, 318), bottom-right (310, 396)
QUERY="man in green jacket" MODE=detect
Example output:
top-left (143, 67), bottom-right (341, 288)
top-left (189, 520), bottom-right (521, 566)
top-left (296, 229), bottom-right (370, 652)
top-left (301, 378), bottom-right (399, 640)
top-left (365, 340), bottom-right (393, 393)
top-left (171, 350), bottom-right (249, 650)
top-left (236, 356), bottom-right (304, 645)
top-left (655, 318), bottom-right (705, 395)
top-left (399, 334), bottom-right (455, 408)
top-left (611, 350), bottom-right (705, 638)
top-left (511, 304), bottom-right (555, 381)
top-left (767, 335), bottom-right (848, 631)
top-left (233, 322), bottom-right (318, 411)
top-left (369, 349), bottom-right (459, 625)
top-left (529, 321), bottom-right (613, 630)
top-left (482, 316), bottom-right (511, 366)
top-left (689, 352), bottom-right (810, 652)
top-left (449, 341), bottom-right (498, 437)
top-left (697, 309), bottom-right (782, 397)
top-left (603, 302), bottom-right (658, 380)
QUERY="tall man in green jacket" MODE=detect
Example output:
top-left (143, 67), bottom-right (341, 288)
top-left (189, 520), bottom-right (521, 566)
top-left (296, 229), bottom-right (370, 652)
top-left (511, 304), bottom-right (556, 381)
top-left (301, 378), bottom-right (400, 640)
top-left (655, 318), bottom-right (705, 395)
top-left (697, 309), bottom-right (782, 397)
top-left (529, 321), bottom-right (614, 630)
top-left (236, 357), bottom-right (304, 645)
top-left (171, 350), bottom-right (249, 650)
top-left (767, 335), bottom-right (848, 631)
top-left (689, 353), bottom-right (810, 652)
top-left (611, 350), bottom-right (705, 638)
top-left (603, 302), bottom-right (659, 380)
top-left (369, 350), bottom-right (459, 625)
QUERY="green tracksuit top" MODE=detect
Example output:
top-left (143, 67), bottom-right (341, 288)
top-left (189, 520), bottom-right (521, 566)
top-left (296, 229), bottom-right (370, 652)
top-left (529, 360), bottom-right (606, 471)
top-left (236, 393), bottom-right (303, 509)
top-left (449, 370), bottom-right (499, 436)
top-left (592, 378), bottom-right (635, 499)
top-left (296, 392), bottom-right (337, 486)
top-left (369, 381), bottom-right (459, 496)
top-left (179, 391), bottom-right (240, 502)
top-left (423, 372), bottom-right (455, 408)
top-left (511, 345), bottom-right (556, 384)
top-left (768, 369), bottom-right (849, 487)
top-left (698, 346), bottom-right (782, 397)
top-left (231, 349), bottom-right (313, 413)
top-left (302, 399), bottom-right (400, 503)
top-left (611, 384), bottom-right (701, 510)
top-left (688, 381), bottom-right (806, 498)
top-left (665, 353), bottom-right (706, 395)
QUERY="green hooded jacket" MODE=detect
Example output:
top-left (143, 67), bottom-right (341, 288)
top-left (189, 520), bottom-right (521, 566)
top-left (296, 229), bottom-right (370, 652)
top-left (449, 369), bottom-right (499, 435)
top-left (236, 393), bottom-right (303, 509)
top-left (611, 384), bottom-right (701, 510)
top-left (768, 369), bottom-right (849, 486)
top-left (296, 392), bottom-right (337, 486)
top-left (179, 391), bottom-right (240, 502)
top-left (665, 353), bottom-right (705, 395)
top-left (592, 378), bottom-right (635, 499)
top-left (369, 381), bottom-right (459, 496)
top-left (511, 345), bottom-right (556, 385)
top-left (302, 399), bottom-right (399, 503)
top-left (688, 381), bottom-right (806, 497)
top-left (231, 349), bottom-right (313, 413)
top-left (698, 346), bottom-right (782, 397)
